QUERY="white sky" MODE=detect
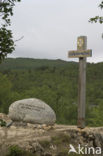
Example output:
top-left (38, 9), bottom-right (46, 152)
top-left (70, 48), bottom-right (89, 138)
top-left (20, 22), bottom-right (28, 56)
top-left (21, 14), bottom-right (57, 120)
top-left (9, 0), bottom-right (103, 63)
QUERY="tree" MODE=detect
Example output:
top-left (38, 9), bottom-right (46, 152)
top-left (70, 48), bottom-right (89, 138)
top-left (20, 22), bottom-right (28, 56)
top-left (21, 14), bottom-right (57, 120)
top-left (89, 1), bottom-right (103, 23)
top-left (0, 72), bottom-right (12, 113)
top-left (0, 0), bottom-right (21, 62)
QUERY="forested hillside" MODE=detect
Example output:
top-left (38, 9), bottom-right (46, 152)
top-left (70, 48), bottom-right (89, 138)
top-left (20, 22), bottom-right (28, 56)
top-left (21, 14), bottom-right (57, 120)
top-left (0, 58), bottom-right (103, 127)
top-left (0, 58), bottom-right (71, 70)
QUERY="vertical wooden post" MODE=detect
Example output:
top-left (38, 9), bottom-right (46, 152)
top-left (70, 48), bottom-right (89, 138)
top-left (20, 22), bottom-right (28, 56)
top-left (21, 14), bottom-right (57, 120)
top-left (68, 36), bottom-right (92, 129)
top-left (77, 36), bottom-right (87, 128)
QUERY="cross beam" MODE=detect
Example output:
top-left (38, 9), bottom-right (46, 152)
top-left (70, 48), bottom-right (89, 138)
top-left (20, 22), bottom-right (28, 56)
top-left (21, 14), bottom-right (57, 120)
top-left (69, 49), bottom-right (92, 58)
top-left (68, 36), bottom-right (92, 129)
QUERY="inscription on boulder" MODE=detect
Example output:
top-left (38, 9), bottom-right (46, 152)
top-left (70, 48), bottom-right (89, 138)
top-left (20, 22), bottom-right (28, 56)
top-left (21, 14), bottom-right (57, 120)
top-left (9, 98), bottom-right (56, 124)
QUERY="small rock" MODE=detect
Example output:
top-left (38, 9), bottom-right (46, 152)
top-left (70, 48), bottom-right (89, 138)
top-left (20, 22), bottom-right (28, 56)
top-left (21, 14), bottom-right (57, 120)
top-left (42, 124), bottom-right (47, 128)
top-left (43, 126), bottom-right (52, 131)
top-left (27, 123), bottom-right (34, 128)
top-left (37, 125), bottom-right (42, 129)
top-left (33, 124), bottom-right (38, 128)
top-left (6, 121), bottom-right (13, 128)
top-left (50, 144), bottom-right (57, 150)
top-left (32, 142), bottom-right (44, 152)
top-left (88, 134), bottom-right (95, 140)
top-left (10, 126), bottom-right (16, 129)
top-left (38, 129), bottom-right (45, 135)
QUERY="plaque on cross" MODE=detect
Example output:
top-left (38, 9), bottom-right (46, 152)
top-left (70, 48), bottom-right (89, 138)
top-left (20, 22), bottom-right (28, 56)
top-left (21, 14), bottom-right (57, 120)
top-left (68, 36), bottom-right (92, 129)
top-left (69, 36), bottom-right (92, 58)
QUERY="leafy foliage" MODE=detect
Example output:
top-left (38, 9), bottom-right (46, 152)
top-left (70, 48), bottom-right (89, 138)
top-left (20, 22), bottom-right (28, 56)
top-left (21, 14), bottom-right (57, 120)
top-left (99, 1), bottom-right (103, 9)
top-left (0, 0), bottom-right (21, 61)
top-left (0, 0), bottom-right (21, 25)
top-left (0, 119), bottom-right (6, 126)
top-left (0, 72), bottom-right (13, 113)
top-left (0, 27), bottom-right (14, 62)
top-left (89, 1), bottom-right (103, 23)
top-left (7, 145), bottom-right (34, 156)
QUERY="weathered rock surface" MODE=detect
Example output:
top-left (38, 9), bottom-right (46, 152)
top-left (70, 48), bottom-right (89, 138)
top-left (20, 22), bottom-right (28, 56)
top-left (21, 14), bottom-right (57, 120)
top-left (1, 114), bottom-right (103, 156)
top-left (0, 124), bottom-right (103, 156)
top-left (8, 98), bottom-right (56, 124)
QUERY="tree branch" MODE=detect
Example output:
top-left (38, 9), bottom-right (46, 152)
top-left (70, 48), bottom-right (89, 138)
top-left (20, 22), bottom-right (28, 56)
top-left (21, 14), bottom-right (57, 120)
top-left (14, 36), bottom-right (24, 42)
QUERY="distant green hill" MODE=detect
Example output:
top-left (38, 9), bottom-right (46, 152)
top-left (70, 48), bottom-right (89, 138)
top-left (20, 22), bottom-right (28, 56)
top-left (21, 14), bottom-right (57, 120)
top-left (0, 58), bottom-right (77, 71)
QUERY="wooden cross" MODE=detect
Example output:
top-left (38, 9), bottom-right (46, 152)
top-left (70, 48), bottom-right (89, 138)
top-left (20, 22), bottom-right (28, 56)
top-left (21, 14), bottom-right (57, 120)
top-left (68, 36), bottom-right (92, 129)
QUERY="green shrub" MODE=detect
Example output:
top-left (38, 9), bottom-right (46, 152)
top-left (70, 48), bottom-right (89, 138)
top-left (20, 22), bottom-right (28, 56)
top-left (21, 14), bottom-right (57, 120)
top-left (6, 145), bottom-right (35, 156)
top-left (39, 140), bottom-right (50, 148)
top-left (0, 119), bottom-right (6, 127)
top-left (7, 145), bottom-right (23, 156)
top-left (52, 133), bottom-right (70, 145)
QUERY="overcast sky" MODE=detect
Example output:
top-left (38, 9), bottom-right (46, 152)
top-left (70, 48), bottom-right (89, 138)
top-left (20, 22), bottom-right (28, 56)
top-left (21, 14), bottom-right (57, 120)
top-left (9, 0), bottom-right (103, 63)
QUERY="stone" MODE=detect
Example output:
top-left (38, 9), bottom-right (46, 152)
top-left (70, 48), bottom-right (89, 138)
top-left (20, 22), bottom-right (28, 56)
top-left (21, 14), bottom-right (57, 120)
top-left (27, 123), bottom-right (34, 129)
top-left (0, 113), bottom-right (12, 123)
top-left (32, 142), bottom-right (44, 152)
top-left (6, 121), bottom-right (13, 127)
top-left (8, 98), bottom-right (56, 124)
top-left (43, 125), bottom-right (52, 131)
top-left (37, 124), bottom-right (42, 129)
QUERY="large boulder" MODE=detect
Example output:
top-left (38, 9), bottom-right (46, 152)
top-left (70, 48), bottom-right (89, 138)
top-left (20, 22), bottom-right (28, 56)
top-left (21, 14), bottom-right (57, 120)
top-left (8, 98), bottom-right (56, 125)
